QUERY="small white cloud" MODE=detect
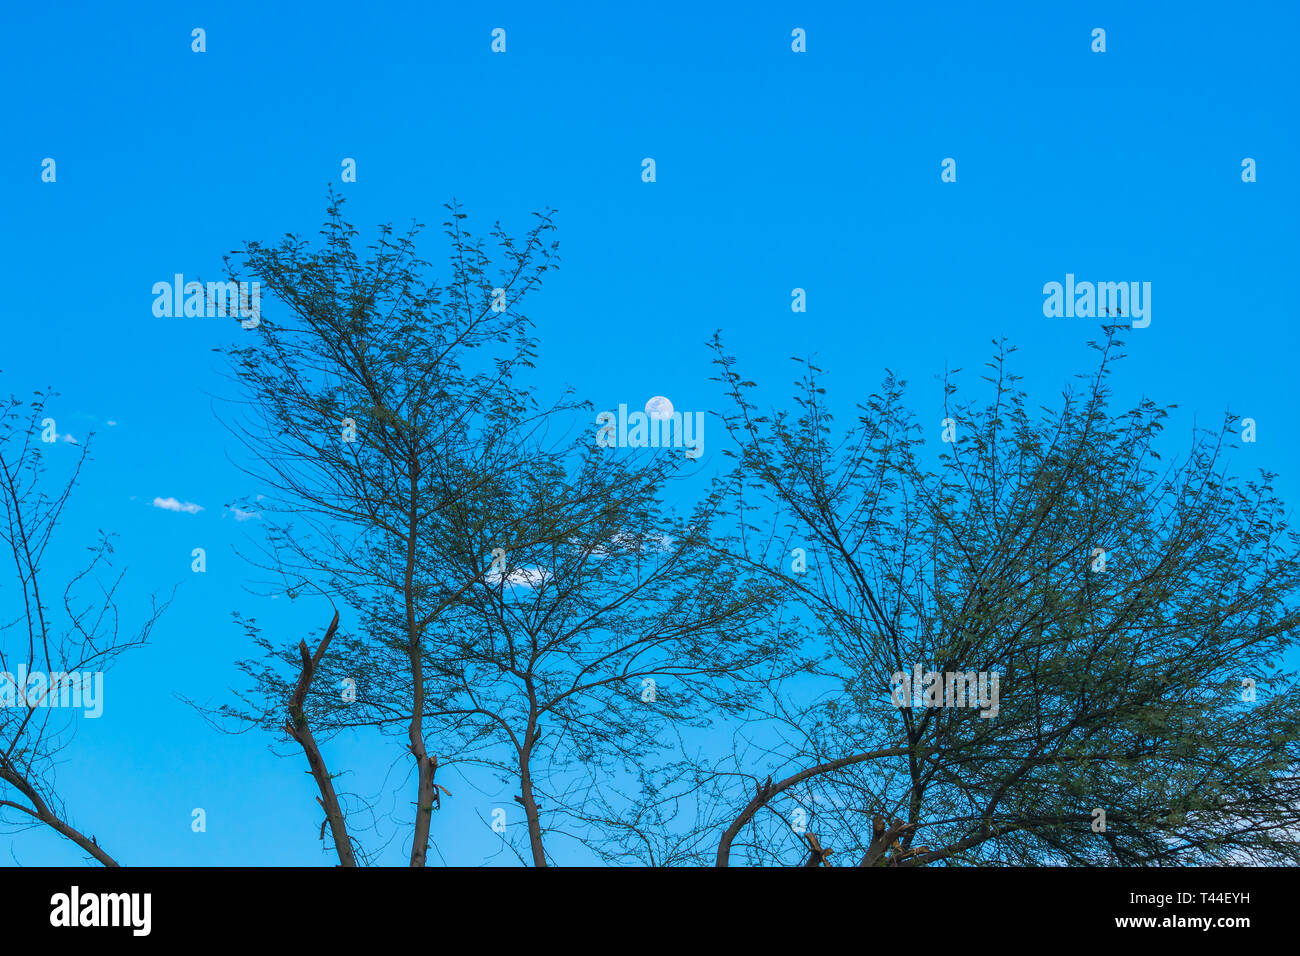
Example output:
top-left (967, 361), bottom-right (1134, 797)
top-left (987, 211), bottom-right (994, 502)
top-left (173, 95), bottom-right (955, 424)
top-left (152, 496), bottom-right (203, 515)
top-left (486, 565), bottom-right (550, 589)
top-left (106, 420), bottom-right (118, 427)
top-left (228, 507), bottom-right (259, 522)
top-left (61, 433), bottom-right (78, 444)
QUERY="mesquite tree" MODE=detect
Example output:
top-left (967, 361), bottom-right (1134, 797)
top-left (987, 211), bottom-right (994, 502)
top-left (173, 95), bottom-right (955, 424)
top-left (212, 197), bottom-right (794, 867)
top-left (701, 330), bottom-right (1300, 866)
top-left (0, 393), bottom-right (167, 865)
top-left (209, 194), bottom-right (566, 865)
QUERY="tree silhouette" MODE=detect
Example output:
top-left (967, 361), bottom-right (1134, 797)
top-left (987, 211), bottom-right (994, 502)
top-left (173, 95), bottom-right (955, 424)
top-left (0, 393), bottom-right (168, 865)
top-left (701, 330), bottom-right (1300, 865)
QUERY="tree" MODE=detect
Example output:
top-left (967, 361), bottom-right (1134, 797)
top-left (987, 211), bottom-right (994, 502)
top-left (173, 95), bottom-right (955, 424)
top-left (211, 196), bottom-right (793, 866)
top-left (0, 392), bottom-right (168, 865)
top-left (207, 193), bottom-right (569, 865)
top-left (702, 329), bottom-right (1300, 866)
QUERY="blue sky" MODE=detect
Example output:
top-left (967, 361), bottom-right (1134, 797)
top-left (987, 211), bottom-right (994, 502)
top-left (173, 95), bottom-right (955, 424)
top-left (1, 0), bottom-right (1296, 865)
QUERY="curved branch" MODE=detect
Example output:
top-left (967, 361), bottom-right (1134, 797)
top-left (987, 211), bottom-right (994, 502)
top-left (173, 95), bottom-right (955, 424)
top-left (715, 746), bottom-right (911, 867)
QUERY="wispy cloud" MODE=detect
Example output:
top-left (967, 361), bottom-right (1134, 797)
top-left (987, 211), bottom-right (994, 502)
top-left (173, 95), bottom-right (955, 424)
top-left (152, 496), bottom-right (203, 515)
top-left (486, 565), bottom-right (550, 589)
top-left (227, 507), bottom-right (259, 522)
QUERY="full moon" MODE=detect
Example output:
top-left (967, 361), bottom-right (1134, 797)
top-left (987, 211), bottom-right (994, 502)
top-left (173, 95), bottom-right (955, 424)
top-left (645, 395), bottom-right (674, 421)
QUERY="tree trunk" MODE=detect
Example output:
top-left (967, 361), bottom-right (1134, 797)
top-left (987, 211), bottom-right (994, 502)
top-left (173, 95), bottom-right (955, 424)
top-left (285, 612), bottom-right (357, 867)
top-left (519, 749), bottom-right (547, 866)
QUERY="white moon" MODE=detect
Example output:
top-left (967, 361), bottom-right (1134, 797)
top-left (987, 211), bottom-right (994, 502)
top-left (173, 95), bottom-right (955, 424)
top-left (645, 395), bottom-right (674, 420)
